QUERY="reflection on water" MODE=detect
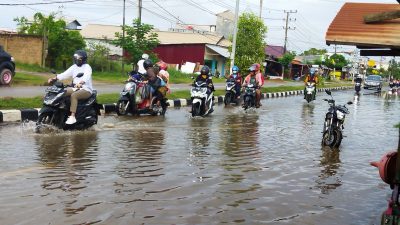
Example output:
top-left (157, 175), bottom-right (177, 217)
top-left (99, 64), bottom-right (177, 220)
top-left (0, 91), bottom-right (398, 224)
top-left (315, 147), bottom-right (342, 195)
top-left (34, 131), bottom-right (99, 216)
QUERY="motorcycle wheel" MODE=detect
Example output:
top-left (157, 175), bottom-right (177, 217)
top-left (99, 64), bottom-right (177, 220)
top-left (306, 94), bottom-right (312, 103)
top-left (243, 96), bottom-right (250, 110)
top-left (116, 100), bottom-right (129, 115)
top-left (192, 102), bottom-right (201, 117)
top-left (35, 112), bottom-right (53, 133)
top-left (224, 93), bottom-right (231, 105)
top-left (322, 128), bottom-right (342, 148)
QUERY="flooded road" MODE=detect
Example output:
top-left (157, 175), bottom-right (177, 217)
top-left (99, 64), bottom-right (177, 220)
top-left (0, 91), bottom-right (399, 225)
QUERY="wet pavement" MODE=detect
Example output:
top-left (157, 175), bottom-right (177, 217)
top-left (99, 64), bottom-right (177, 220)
top-left (0, 91), bottom-right (398, 224)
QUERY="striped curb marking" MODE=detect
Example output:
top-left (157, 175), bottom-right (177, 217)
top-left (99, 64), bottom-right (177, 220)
top-left (0, 86), bottom-right (353, 122)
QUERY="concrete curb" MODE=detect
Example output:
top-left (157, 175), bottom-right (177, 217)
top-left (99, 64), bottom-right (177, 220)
top-left (0, 86), bottom-right (352, 122)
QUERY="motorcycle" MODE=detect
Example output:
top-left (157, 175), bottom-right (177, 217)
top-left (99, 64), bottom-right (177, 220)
top-left (305, 82), bottom-right (316, 103)
top-left (370, 128), bottom-right (400, 225)
top-left (355, 80), bottom-right (362, 95)
top-left (242, 83), bottom-right (257, 110)
top-left (224, 78), bottom-right (239, 106)
top-left (321, 90), bottom-right (352, 148)
top-left (116, 75), bottom-right (167, 116)
top-left (36, 71), bottom-right (100, 132)
top-left (388, 82), bottom-right (398, 95)
top-left (190, 79), bottom-right (214, 117)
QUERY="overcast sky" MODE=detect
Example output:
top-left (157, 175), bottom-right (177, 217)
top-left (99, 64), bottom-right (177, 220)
top-left (0, 0), bottom-right (397, 54)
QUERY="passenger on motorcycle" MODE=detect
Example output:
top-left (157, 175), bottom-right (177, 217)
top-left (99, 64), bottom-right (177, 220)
top-left (137, 53), bottom-right (149, 75)
top-left (47, 50), bottom-right (93, 125)
top-left (157, 61), bottom-right (170, 93)
top-left (143, 59), bottom-right (167, 107)
top-left (243, 65), bottom-right (263, 108)
top-left (228, 65), bottom-right (242, 99)
top-left (303, 68), bottom-right (319, 100)
top-left (355, 74), bottom-right (362, 84)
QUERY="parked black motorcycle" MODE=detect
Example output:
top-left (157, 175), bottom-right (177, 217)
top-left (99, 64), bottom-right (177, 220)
top-left (321, 90), bottom-right (352, 148)
top-left (224, 78), bottom-right (239, 106)
top-left (36, 71), bottom-right (100, 132)
top-left (242, 84), bottom-right (257, 110)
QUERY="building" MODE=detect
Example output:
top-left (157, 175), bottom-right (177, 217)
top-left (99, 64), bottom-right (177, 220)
top-left (264, 45), bottom-right (285, 79)
top-left (80, 24), bottom-right (231, 75)
top-left (215, 10), bottom-right (235, 39)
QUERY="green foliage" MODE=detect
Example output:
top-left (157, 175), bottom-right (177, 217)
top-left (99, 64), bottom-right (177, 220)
top-left (301, 48), bottom-right (327, 56)
top-left (113, 19), bottom-right (160, 64)
top-left (86, 42), bottom-right (112, 72)
top-left (228, 13), bottom-right (267, 72)
top-left (324, 54), bottom-right (348, 70)
top-left (278, 51), bottom-right (296, 69)
top-left (388, 59), bottom-right (400, 79)
top-left (14, 12), bottom-right (86, 68)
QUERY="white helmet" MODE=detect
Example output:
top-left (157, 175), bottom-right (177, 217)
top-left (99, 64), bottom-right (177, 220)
top-left (142, 53), bottom-right (149, 60)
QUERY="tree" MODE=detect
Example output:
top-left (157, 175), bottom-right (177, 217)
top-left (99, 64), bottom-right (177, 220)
top-left (301, 48), bottom-right (327, 56)
top-left (113, 19), bottom-right (160, 64)
top-left (388, 59), bottom-right (400, 79)
top-left (14, 12), bottom-right (86, 68)
top-left (229, 13), bottom-right (267, 72)
top-left (278, 51), bottom-right (296, 69)
top-left (324, 54), bottom-right (348, 70)
top-left (87, 42), bottom-right (111, 72)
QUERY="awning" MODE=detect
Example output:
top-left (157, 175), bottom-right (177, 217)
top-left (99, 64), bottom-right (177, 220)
top-left (206, 44), bottom-right (230, 58)
top-left (325, 3), bottom-right (400, 56)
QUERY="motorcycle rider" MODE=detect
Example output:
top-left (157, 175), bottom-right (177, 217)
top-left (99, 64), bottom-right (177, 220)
top-left (143, 59), bottom-right (167, 107)
top-left (137, 53), bottom-right (149, 75)
top-left (303, 68), bottom-right (319, 100)
top-left (47, 50), bottom-right (94, 125)
top-left (228, 65), bottom-right (242, 99)
top-left (243, 64), bottom-right (263, 108)
top-left (194, 65), bottom-right (214, 111)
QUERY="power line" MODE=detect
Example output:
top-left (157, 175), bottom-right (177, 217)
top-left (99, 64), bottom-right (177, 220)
top-left (0, 0), bottom-right (84, 5)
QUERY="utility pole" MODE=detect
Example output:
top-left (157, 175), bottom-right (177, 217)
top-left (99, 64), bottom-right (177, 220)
top-left (230, 0), bottom-right (240, 73)
top-left (138, 0), bottom-right (142, 24)
top-left (122, 0), bottom-right (126, 74)
top-left (259, 0), bottom-right (263, 18)
top-left (283, 10), bottom-right (297, 54)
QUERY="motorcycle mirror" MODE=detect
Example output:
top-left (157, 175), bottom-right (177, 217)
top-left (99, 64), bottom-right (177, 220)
top-left (325, 90), bottom-right (332, 95)
top-left (50, 69), bottom-right (56, 74)
top-left (347, 101), bottom-right (353, 105)
top-left (76, 73), bottom-right (84, 78)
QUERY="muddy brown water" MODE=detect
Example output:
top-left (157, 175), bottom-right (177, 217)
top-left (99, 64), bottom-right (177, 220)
top-left (0, 91), bottom-right (399, 225)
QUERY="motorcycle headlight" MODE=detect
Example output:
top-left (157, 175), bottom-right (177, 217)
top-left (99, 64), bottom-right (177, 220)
top-left (125, 82), bottom-right (135, 91)
top-left (336, 110), bottom-right (345, 120)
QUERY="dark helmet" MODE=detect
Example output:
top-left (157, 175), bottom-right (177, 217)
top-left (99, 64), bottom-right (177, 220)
top-left (200, 65), bottom-right (210, 75)
top-left (143, 59), bottom-right (153, 70)
top-left (73, 50), bottom-right (87, 67)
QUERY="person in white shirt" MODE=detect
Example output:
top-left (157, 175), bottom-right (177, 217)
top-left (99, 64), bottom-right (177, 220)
top-left (48, 50), bottom-right (93, 125)
top-left (137, 53), bottom-right (149, 74)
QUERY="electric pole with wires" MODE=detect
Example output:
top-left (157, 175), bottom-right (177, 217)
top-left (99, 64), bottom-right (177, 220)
top-left (283, 10), bottom-right (297, 54)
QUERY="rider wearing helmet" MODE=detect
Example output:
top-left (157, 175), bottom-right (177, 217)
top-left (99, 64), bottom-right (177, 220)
top-left (157, 60), bottom-right (170, 93)
top-left (143, 59), bottom-right (167, 107)
top-left (137, 53), bottom-right (149, 74)
top-left (195, 65), bottom-right (214, 92)
top-left (304, 67), bottom-right (319, 100)
top-left (47, 49), bottom-right (94, 125)
top-left (228, 65), bottom-right (242, 99)
top-left (243, 64), bottom-right (263, 108)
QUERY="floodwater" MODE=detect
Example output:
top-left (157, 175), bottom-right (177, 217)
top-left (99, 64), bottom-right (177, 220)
top-left (0, 91), bottom-right (399, 225)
